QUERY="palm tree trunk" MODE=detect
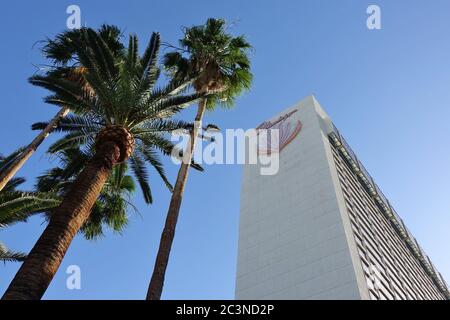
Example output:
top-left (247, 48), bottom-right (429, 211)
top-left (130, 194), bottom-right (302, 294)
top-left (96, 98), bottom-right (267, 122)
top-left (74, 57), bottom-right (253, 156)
top-left (1, 140), bottom-right (121, 300)
top-left (0, 107), bottom-right (70, 192)
top-left (146, 98), bottom-right (207, 300)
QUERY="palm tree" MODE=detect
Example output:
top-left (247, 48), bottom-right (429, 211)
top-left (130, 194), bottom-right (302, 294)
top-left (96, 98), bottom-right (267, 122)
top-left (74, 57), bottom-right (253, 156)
top-left (0, 153), bottom-right (59, 263)
top-left (0, 25), bottom-right (123, 192)
top-left (2, 27), bottom-right (204, 300)
top-left (147, 18), bottom-right (252, 300)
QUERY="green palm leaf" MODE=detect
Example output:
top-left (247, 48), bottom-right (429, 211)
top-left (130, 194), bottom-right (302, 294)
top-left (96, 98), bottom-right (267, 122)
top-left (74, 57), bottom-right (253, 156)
top-left (129, 154), bottom-right (152, 204)
top-left (0, 243), bottom-right (27, 263)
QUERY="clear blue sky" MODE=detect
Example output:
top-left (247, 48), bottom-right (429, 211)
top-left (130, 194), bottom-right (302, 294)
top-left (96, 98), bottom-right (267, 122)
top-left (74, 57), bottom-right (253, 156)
top-left (1, 0), bottom-right (450, 299)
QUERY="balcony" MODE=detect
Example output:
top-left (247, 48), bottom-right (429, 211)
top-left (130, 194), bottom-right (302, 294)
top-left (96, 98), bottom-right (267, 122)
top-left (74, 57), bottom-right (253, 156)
top-left (328, 123), bottom-right (450, 299)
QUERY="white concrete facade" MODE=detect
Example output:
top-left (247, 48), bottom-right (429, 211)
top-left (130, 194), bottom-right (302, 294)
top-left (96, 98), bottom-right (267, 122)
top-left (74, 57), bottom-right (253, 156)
top-left (235, 96), bottom-right (368, 300)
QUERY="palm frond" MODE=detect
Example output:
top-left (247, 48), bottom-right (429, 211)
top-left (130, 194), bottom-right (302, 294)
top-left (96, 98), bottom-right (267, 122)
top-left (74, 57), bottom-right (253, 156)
top-left (0, 243), bottom-right (27, 263)
top-left (2, 177), bottom-right (26, 193)
top-left (32, 114), bottom-right (103, 133)
top-left (47, 131), bottom-right (96, 154)
top-left (129, 154), bottom-right (152, 204)
top-left (0, 147), bottom-right (26, 177)
top-left (0, 191), bottom-right (60, 228)
top-left (140, 92), bottom-right (204, 121)
top-left (139, 148), bottom-right (173, 191)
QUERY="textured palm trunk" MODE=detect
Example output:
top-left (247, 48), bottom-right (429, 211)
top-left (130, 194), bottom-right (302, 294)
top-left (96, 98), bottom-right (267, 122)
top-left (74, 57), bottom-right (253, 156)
top-left (146, 98), bottom-right (207, 300)
top-left (0, 107), bottom-right (70, 192)
top-left (1, 140), bottom-right (121, 300)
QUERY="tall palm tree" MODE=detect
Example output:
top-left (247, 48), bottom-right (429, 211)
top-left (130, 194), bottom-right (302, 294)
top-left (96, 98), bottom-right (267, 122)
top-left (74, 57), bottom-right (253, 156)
top-left (0, 25), bottom-right (123, 192)
top-left (2, 27), bottom-right (204, 300)
top-left (147, 18), bottom-right (252, 300)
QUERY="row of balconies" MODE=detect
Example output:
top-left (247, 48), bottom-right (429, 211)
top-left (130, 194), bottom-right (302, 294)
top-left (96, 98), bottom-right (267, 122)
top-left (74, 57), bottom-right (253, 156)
top-left (328, 123), bottom-right (449, 299)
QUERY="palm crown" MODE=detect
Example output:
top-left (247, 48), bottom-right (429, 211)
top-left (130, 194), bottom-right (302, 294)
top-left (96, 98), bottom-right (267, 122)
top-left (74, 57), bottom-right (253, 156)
top-left (163, 18), bottom-right (253, 108)
top-left (31, 27), bottom-right (204, 203)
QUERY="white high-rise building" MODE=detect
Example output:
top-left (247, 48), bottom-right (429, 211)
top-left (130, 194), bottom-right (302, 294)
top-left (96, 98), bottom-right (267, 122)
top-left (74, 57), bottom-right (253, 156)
top-left (236, 96), bottom-right (449, 300)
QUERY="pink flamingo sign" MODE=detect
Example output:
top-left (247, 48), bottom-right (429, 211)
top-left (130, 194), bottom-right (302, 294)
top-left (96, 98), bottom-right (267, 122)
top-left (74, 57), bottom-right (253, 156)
top-left (256, 109), bottom-right (302, 155)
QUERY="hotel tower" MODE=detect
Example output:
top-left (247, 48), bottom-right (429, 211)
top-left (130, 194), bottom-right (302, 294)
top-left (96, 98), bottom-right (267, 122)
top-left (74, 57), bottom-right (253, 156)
top-left (236, 96), bottom-right (449, 300)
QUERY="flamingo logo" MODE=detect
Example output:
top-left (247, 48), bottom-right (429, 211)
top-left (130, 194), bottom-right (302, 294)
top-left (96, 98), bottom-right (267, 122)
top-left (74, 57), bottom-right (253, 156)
top-left (256, 109), bottom-right (302, 155)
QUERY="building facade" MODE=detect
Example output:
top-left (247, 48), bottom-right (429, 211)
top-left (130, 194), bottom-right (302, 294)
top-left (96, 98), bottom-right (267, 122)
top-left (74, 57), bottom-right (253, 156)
top-left (235, 96), bottom-right (449, 300)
